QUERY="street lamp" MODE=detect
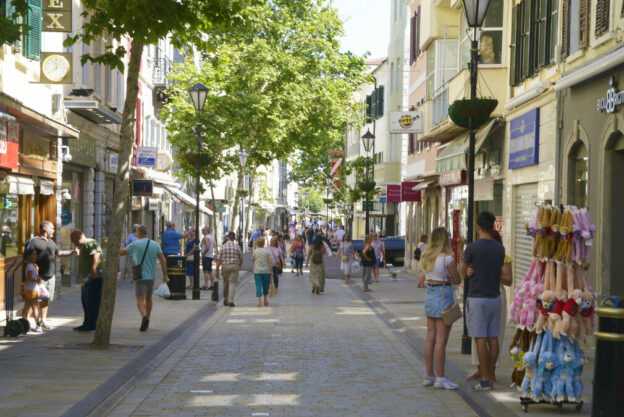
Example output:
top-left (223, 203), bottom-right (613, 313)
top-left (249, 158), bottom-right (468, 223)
top-left (325, 174), bottom-right (332, 225)
top-left (238, 149), bottom-right (248, 251)
top-left (188, 82), bottom-right (209, 301)
top-left (460, 0), bottom-right (491, 355)
top-left (361, 129), bottom-right (375, 237)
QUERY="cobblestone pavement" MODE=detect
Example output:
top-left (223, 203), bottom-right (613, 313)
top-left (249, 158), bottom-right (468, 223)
top-left (106, 266), bottom-right (477, 417)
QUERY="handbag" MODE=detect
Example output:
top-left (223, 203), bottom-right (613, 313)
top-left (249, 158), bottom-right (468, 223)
top-left (38, 284), bottom-right (50, 300)
top-left (441, 256), bottom-right (462, 326)
top-left (268, 276), bottom-right (277, 297)
top-left (342, 254), bottom-right (350, 262)
top-left (132, 240), bottom-right (151, 281)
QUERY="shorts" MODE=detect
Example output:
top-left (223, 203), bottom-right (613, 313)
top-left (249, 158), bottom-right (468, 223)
top-left (40, 276), bottom-right (55, 301)
top-left (23, 289), bottom-right (39, 301)
top-left (424, 285), bottom-right (454, 318)
top-left (202, 257), bottom-right (213, 272)
top-left (135, 279), bottom-right (155, 296)
top-left (466, 296), bottom-right (502, 338)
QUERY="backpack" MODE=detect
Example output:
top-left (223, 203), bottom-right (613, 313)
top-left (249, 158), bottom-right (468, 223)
top-left (311, 248), bottom-right (323, 264)
top-left (413, 247), bottom-right (421, 261)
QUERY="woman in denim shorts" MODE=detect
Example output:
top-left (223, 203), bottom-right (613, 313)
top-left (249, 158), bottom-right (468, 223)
top-left (418, 227), bottom-right (461, 390)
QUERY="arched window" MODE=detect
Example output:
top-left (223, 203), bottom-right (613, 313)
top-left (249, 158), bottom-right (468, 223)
top-left (568, 142), bottom-right (588, 208)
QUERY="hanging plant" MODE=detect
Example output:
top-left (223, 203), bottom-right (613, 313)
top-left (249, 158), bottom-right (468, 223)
top-left (237, 189), bottom-right (249, 198)
top-left (323, 198), bottom-right (333, 204)
top-left (182, 152), bottom-right (213, 166)
top-left (448, 98), bottom-right (497, 129)
top-left (358, 179), bottom-right (376, 193)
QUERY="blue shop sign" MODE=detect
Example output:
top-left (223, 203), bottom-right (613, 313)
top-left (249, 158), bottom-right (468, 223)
top-left (509, 108), bottom-right (539, 169)
top-left (61, 209), bottom-right (72, 226)
top-left (380, 195), bottom-right (387, 204)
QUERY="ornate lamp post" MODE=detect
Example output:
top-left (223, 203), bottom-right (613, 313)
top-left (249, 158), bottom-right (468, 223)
top-left (188, 82), bottom-right (208, 301)
top-left (361, 129), bottom-right (375, 237)
top-left (460, 0), bottom-right (491, 355)
top-left (238, 149), bottom-right (248, 251)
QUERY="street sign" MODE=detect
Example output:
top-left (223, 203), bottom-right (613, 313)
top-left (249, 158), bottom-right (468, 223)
top-left (137, 147), bottom-right (158, 167)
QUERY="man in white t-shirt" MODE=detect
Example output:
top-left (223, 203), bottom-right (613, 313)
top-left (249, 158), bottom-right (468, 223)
top-left (201, 227), bottom-right (216, 290)
top-left (335, 225), bottom-right (346, 243)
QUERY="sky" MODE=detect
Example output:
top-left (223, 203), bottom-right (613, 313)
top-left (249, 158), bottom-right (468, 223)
top-left (333, 0), bottom-right (390, 60)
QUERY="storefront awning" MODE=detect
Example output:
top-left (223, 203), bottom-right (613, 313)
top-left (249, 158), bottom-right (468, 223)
top-left (0, 93), bottom-right (79, 139)
top-left (412, 180), bottom-right (437, 192)
top-left (38, 180), bottom-right (55, 195)
top-left (64, 100), bottom-right (122, 125)
top-left (0, 176), bottom-right (35, 195)
top-left (162, 184), bottom-right (213, 216)
top-left (435, 119), bottom-right (501, 174)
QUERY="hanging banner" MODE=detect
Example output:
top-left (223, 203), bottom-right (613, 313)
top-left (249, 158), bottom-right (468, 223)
top-left (137, 147), bottom-right (157, 167)
top-left (509, 108), bottom-right (539, 169)
top-left (387, 184), bottom-right (401, 202)
top-left (475, 178), bottom-right (494, 201)
top-left (401, 181), bottom-right (421, 202)
top-left (389, 111), bottom-right (423, 133)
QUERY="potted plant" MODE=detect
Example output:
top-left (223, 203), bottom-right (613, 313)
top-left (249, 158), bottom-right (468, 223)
top-left (448, 97), bottom-right (498, 129)
top-left (358, 179), bottom-right (376, 193)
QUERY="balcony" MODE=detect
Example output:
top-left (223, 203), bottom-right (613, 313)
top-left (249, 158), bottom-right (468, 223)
top-left (152, 57), bottom-right (172, 87)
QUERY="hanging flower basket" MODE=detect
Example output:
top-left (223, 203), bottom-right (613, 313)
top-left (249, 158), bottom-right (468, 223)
top-left (358, 180), bottom-right (376, 193)
top-left (448, 98), bottom-right (498, 129)
top-left (323, 198), bottom-right (333, 204)
top-left (183, 152), bottom-right (213, 166)
top-left (237, 189), bottom-right (249, 198)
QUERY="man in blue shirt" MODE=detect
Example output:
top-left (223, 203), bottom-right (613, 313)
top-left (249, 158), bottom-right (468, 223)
top-left (162, 221), bottom-right (190, 256)
top-left (121, 225), bottom-right (168, 332)
top-left (249, 227), bottom-right (262, 249)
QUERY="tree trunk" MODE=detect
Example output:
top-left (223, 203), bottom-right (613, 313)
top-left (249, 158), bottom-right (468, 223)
top-left (92, 41), bottom-right (144, 346)
top-left (230, 169), bottom-right (243, 232)
top-left (244, 173), bottom-right (255, 237)
top-left (209, 180), bottom-right (219, 251)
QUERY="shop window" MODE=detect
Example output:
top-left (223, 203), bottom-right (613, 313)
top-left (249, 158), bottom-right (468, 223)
top-left (0, 193), bottom-right (19, 258)
top-left (461, 0), bottom-right (504, 67)
top-left (569, 142), bottom-right (588, 208)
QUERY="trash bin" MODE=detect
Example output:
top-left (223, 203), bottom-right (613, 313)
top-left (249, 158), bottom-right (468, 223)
top-left (166, 255), bottom-right (187, 300)
top-left (591, 298), bottom-right (624, 417)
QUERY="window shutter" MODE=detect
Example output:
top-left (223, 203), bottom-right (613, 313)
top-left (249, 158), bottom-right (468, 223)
top-left (595, 0), bottom-right (610, 38)
top-left (376, 85), bottom-right (384, 118)
top-left (521, 0), bottom-right (533, 79)
top-left (510, 3), bottom-right (518, 86)
top-left (415, 6), bottom-right (421, 57)
top-left (548, 0), bottom-right (558, 64)
top-left (370, 89), bottom-right (377, 119)
top-left (579, 0), bottom-right (590, 48)
top-left (537, 0), bottom-right (548, 68)
top-left (561, 0), bottom-right (569, 58)
top-left (25, 0), bottom-right (41, 60)
top-left (410, 15), bottom-right (416, 65)
top-left (408, 133), bottom-right (415, 154)
top-left (365, 95), bottom-right (372, 122)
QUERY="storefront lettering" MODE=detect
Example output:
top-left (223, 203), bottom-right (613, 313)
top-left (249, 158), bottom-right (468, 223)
top-left (27, 142), bottom-right (47, 158)
top-left (597, 78), bottom-right (624, 113)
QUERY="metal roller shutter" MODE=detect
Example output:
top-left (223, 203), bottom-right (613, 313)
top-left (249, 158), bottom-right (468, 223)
top-left (513, 183), bottom-right (538, 285)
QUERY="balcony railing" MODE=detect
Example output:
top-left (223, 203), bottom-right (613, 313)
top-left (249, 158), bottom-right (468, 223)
top-left (432, 87), bottom-right (449, 126)
top-left (152, 57), bottom-right (172, 86)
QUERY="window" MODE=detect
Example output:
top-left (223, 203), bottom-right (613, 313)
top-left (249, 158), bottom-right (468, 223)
top-left (0, 191), bottom-right (19, 259)
top-left (117, 69), bottom-right (125, 110)
top-left (365, 86), bottom-right (384, 121)
top-left (510, 0), bottom-right (558, 86)
top-left (5, 0), bottom-right (41, 60)
top-left (408, 133), bottom-right (415, 155)
top-left (595, 0), bottom-right (610, 38)
top-left (94, 64), bottom-right (101, 94)
top-left (410, 6), bottom-right (421, 65)
top-left (426, 40), bottom-right (457, 99)
top-left (81, 43), bottom-right (90, 86)
top-left (460, 0), bottom-right (503, 67)
top-left (569, 142), bottom-right (588, 208)
top-left (105, 66), bottom-right (112, 103)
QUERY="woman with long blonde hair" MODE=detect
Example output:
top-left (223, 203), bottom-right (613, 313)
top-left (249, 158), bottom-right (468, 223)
top-left (418, 227), bottom-right (461, 390)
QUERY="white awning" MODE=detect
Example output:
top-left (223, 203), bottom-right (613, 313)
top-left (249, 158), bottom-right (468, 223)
top-left (38, 180), bottom-right (55, 195)
top-left (0, 176), bottom-right (35, 195)
top-left (412, 180), bottom-right (436, 192)
top-left (163, 184), bottom-right (213, 216)
top-left (152, 186), bottom-right (164, 196)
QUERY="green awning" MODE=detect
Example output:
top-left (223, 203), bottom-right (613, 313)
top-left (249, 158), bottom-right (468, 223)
top-left (435, 119), bottom-right (501, 174)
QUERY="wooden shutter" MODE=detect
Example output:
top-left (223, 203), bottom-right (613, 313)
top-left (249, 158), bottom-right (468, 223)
top-left (561, 0), bottom-right (569, 58)
top-left (408, 133), bottom-right (415, 154)
top-left (415, 6), bottom-right (421, 57)
top-left (579, 0), bottom-right (590, 48)
top-left (510, 3), bottom-right (518, 86)
top-left (521, 0), bottom-right (533, 79)
top-left (410, 15), bottom-right (416, 65)
top-left (537, 0), bottom-right (548, 68)
top-left (370, 89), bottom-right (377, 119)
top-left (595, 0), bottom-right (610, 38)
top-left (24, 0), bottom-right (41, 60)
top-left (376, 85), bottom-right (384, 118)
top-left (548, 0), bottom-right (558, 64)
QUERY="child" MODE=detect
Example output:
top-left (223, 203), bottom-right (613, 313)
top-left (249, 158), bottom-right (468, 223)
top-left (22, 248), bottom-right (42, 332)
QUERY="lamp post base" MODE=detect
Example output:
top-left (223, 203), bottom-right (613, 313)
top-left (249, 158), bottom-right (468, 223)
top-left (461, 335), bottom-right (472, 355)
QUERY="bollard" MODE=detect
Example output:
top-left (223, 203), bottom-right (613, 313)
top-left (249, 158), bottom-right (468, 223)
top-left (166, 255), bottom-right (187, 300)
top-left (591, 299), bottom-right (624, 417)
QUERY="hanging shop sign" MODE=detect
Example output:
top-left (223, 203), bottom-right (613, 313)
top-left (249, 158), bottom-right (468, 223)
top-left (387, 184), bottom-right (401, 203)
top-left (0, 117), bottom-right (18, 169)
top-left (475, 178), bottom-right (494, 201)
top-left (137, 147), bottom-right (157, 167)
top-left (401, 181), bottom-right (421, 202)
top-left (389, 111), bottom-right (423, 134)
top-left (155, 152), bottom-right (172, 172)
top-left (597, 76), bottom-right (624, 113)
top-left (509, 108), bottom-right (539, 169)
top-left (439, 170), bottom-right (466, 186)
top-left (43, 0), bottom-right (72, 32)
top-left (132, 179), bottom-right (153, 196)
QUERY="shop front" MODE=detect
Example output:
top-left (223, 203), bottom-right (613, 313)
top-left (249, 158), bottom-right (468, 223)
top-left (557, 65), bottom-right (624, 298)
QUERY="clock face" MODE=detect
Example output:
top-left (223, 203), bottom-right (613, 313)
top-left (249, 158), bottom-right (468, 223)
top-left (42, 54), bottom-right (70, 82)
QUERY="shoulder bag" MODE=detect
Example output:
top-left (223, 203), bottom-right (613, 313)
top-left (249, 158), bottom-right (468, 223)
top-left (132, 240), bottom-right (151, 281)
top-left (441, 256), bottom-right (462, 326)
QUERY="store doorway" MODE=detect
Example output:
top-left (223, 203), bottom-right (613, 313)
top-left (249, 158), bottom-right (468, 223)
top-left (604, 133), bottom-right (624, 296)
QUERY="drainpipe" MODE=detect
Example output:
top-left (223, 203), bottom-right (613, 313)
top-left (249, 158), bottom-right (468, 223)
top-left (554, 89), bottom-right (563, 205)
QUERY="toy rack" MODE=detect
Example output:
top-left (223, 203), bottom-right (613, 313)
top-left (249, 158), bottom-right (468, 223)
top-left (520, 397), bottom-right (583, 414)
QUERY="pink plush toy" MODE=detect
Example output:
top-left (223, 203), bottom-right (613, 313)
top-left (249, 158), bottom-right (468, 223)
top-left (579, 209), bottom-right (595, 262)
top-left (571, 207), bottom-right (583, 264)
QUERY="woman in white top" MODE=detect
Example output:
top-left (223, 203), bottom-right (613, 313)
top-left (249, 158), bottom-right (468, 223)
top-left (418, 227), bottom-right (461, 390)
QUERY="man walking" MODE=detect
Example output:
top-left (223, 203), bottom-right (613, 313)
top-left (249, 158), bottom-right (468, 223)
top-left (462, 211), bottom-right (505, 392)
top-left (249, 227), bottom-right (262, 249)
top-left (216, 231), bottom-right (243, 307)
top-left (370, 232), bottom-right (386, 282)
top-left (162, 221), bottom-right (190, 256)
top-left (71, 230), bottom-right (103, 332)
top-left (120, 225), bottom-right (168, 331)
top-left (201, 227), bottom-right (216, 290)
top-left (27, 221), bottom-right (75, 328)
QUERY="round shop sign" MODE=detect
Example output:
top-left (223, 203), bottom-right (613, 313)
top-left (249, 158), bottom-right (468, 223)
top-left (399, 114), bottom-right (414, 128)
top-left (155, 152), bottom-right (172, 172)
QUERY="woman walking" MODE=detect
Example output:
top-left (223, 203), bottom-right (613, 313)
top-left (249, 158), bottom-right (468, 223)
top-left (184, 229), bottom-right (197, 289)
top-left (305, 237), bottom-right (329, 295)
top-left (252, 237), bottom-right (273, 307)
top-left (337, 233), bottom-right (355, 284)
top-left (360, 237), bottom-right (375, 292)
top-left (417, 227), bottom-right (461, 390)
top-left (289, 234), bottom-right (305, 276)
top-left (269, 237), bottom-right (284, 289)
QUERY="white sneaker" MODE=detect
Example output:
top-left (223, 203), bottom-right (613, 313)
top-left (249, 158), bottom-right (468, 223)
top-left (422, 376), bottom-right (435, 387)
top-left (434, 377), bottom-right (459, 390)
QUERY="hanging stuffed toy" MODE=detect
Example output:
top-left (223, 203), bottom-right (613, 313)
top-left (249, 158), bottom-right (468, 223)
top-left (531, 331), bottom-right (556, 401)
top-left (547, 208), bottom-right (561, 258)
top-left (550, 338), bottom-right (577, 402)
top-left (510, 329), bottom-right (535, 388)
top-left (573, 341), bottom-right (587, 402)
top-left (520, 332), bottom-right (542, 398)
top-left (571, 207), bottom-right (583, 264)
top-left (560, 289), bottom-right (582, 338)
top-left (536, 262), bottom-right (556, 333)
top-left (579, 291), bottom-right (594, 340)
top-left (579, 208), bottom-right (595, 263)
top-left (534, 206), bottom-right (552, 260)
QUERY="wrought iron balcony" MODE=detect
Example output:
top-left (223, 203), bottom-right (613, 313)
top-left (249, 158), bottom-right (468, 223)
top-left (152, 57), bottom-right (172, 86)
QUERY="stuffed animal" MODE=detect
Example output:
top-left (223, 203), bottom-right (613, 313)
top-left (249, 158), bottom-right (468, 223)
top-left (555, 210), bottom-right (574, 262)
top-left (520, 350), bottom-right (538, 397)
top-left (536, 290), bottom-right (556, 333)
top-left (571, 207), bottom-right (583, 264)
top-left (579, 208), bottom-right (595, 262)
top-left (532, 351), bottom-right (556, 401)
top-left (573, 350), bottom-right (588, 402)
top-left (547, 208), bottom-right (561, 258)
top-left (579, 291), bottom-right (594, 339)
top-left (550, 350), bottom-right (576, 402)
top-left (550, 296), bottom-right (565, 339)
top-left (560, 289), bottom-right (582, 338)
top-left (534, 206), bottom-right (552, 259)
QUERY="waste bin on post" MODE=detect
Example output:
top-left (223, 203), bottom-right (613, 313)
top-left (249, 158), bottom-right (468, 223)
top-left (591, 298), bottom-right (624, 417)
top-left (166, 255), bottom-right (186, 300)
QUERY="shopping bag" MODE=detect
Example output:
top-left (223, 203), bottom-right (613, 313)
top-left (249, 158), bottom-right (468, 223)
top-left (211, 281), bottom-right (219, 301)
top-left (351, 261), bottom-right (361, 274)
top-left (155, 283), bottom-right (171, 298)
top-left (268, 276), bottom-right (277, 297)
top-left (38, 284), bottom-right (49, 300)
